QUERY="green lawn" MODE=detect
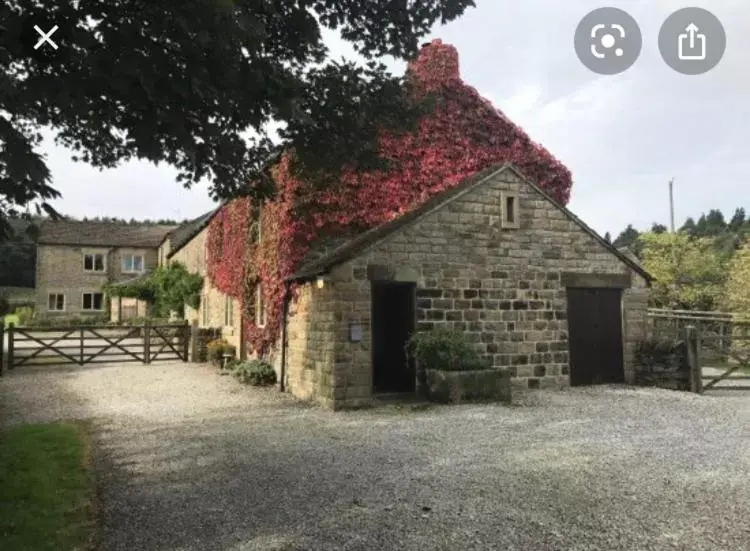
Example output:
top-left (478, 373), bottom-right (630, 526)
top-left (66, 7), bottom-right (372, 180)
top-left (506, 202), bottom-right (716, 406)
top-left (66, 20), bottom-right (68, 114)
top-left (0, 423), bottom-right (97, 550)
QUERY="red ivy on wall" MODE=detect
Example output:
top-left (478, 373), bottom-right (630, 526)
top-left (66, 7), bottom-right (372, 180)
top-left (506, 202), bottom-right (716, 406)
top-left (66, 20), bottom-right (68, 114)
top-left (206, 39), bottom-right (574, 354)
top-left (206, 197), bottom-right (251, 299)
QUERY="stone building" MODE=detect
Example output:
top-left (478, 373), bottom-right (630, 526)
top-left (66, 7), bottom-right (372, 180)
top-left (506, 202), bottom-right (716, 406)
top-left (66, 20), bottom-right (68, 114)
top-left (35, 220), bottom-right (175, 319)
top-left (161, 207), bottom-right (245, 356)
top-left (276, 164), bottom-right (652, 408)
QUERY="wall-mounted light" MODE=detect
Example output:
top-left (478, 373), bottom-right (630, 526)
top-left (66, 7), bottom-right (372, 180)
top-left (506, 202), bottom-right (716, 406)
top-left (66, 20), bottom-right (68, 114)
top-left (316, 275), bottom-right (330, 289)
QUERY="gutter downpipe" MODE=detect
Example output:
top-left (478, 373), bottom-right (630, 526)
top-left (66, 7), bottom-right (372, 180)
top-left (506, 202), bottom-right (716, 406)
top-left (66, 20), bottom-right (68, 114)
top-left (279, 280), bottom-right (292, 393)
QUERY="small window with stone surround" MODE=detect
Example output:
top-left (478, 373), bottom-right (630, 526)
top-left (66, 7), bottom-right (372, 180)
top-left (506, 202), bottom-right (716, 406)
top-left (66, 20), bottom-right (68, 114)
top-left (501, 192), bottom-right (520, 229)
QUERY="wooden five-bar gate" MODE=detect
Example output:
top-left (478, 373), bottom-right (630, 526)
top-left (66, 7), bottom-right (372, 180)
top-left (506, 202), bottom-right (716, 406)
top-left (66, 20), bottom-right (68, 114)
top-left (0, 321), bottom-right (190, 374)
top-left (649, 308), bottom-right (750, 392)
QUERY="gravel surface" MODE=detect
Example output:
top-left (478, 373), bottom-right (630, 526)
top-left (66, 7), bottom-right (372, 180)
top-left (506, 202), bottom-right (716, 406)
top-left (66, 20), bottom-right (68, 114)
top-left (1, 362), bottom-right (749, 551)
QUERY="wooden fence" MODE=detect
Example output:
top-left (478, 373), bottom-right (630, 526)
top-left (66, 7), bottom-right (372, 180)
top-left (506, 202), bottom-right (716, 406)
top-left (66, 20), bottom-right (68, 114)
top-left (0, 320), bottom-right (189, 373)
top-left (649, 309), bottom-right (750, 392)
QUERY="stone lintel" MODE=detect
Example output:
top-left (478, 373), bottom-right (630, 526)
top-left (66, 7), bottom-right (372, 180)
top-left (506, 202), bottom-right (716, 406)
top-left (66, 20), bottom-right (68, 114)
top-left (561, 272), bottom-right (631, 289)
top-left (367, 264), bottom-right (419, 282)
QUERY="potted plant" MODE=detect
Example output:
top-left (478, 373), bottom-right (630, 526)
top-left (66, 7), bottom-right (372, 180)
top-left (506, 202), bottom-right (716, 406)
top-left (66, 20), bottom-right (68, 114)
top-left (406, 327), bottom-right (511, 404)
top-left (206, 338), bottom-right (237, 367)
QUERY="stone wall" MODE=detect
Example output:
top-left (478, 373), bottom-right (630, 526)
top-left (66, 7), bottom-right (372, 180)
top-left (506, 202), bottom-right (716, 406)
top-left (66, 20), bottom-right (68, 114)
top-left (285, 167), bottom-right (649, 408)
top-left (633, 339), bottom-right (691, 391)
top-left (168, 226), bottom-right (242, 355)
top-left (282, 284), bottom-right (338, 407)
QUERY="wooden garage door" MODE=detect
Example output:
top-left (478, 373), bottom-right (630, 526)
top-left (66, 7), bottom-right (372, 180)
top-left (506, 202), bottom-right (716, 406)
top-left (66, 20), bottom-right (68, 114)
top-left (566, 287), bottom-right (624, 386)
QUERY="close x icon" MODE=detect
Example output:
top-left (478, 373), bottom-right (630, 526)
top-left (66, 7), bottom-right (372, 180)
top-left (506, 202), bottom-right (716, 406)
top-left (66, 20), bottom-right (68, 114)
top-left (33, 24), bottom-right (58, 50)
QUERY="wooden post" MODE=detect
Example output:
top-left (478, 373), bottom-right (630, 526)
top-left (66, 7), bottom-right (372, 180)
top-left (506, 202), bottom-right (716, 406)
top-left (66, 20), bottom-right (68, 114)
top-left (0, 322), bottom-right (4, 376)
top-left (144, 319), bottom-right (151, 365)
top-left (8, 323), bottom-right (15, 371)
top-left (182, 319), bottom-right (189, 362)
top-left (80, 328), bottom-right (85, 365)
top-left (685, 325), bottom-right (702, 394)
top-left (190, 319), bottom-right (199, 362)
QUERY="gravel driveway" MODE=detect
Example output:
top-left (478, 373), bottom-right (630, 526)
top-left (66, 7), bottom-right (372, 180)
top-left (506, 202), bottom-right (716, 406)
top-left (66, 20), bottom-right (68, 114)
top-left (1, 362), bottom-right (749, 551)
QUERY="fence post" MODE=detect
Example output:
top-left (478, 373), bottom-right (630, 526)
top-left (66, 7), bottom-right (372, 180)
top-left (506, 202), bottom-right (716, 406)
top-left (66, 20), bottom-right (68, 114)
top-left (80, 328), bottom-right (85, 365)
top-left (144, 319), bottom-right (151, 365)
top-left (190, 319), bottom-right (199, 362)
top-left (182, 319), bottom-right (190, 362)
top-left (0, 322), bottom-right (4, 376)
top-left (684, 325), bottom-right (702, 394)
top-left (7, 323), bottom-right (15, 371)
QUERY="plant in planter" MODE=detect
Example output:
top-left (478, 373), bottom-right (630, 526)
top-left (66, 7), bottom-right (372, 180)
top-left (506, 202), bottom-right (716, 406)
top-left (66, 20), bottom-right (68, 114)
top-left (206, 338), bottom-right (237, 367)
top-left (232, 359), bottom-right (277, 386)
top-left (406, 327), bottom-right (511, 404)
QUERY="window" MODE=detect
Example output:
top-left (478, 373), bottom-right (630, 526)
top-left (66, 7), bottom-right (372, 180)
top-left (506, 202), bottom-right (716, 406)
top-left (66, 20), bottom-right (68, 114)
top-left (255, 285), bottom-right (267, 327)
top-left (122, 254), bottom-right (145, 273)
top-left (501, 192), bottom-right (520, 229)
top-left (224, 295), bottom-right (234, 327)
top-left (202, 294), bottom-right (208, 326)
top-left (83, 252), bottom-right (106, 272)
top-left (82, 292), bottom-right (104, 311)
top-left (48, 293), bottom-right (65, 311)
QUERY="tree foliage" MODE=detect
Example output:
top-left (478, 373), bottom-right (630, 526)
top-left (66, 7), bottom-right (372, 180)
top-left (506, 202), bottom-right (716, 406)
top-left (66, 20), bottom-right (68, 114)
top-left (0, 216), bottom-right (38, 287)
top-left (639, 231), bottom-right (728, 311)
top-left (105, 262), bottom-right (203, 318)
top-left (0, 0), bottom-right (476, 238)
top-left (613, 207), bottom-right (750, 312)
top-left (724, 242), bottom-right (750, 315)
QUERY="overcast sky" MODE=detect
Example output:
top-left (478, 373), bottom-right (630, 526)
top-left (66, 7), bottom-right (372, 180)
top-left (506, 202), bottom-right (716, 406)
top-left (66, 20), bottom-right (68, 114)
top-left (42, 0), bottom-right (748, 237)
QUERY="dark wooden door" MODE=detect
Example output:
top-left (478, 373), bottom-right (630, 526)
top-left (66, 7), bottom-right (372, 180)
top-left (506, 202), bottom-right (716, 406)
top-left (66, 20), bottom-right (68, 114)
top-left (566, 287), bottom-right (624, 386)
top-left (371, 282), bottom-right (417, 393)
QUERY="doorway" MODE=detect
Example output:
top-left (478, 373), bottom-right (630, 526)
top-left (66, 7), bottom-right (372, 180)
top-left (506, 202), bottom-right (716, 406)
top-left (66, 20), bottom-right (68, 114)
top-left (566, 287), bottom-right (625, 386)
top-left (371, 282), bottom-right (417, 393)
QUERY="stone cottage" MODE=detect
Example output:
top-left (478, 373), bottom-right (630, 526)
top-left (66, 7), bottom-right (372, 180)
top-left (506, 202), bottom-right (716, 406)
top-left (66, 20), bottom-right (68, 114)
top-left (276, 163), bottom-right (652, 409)
top-left (34, 219), bottom-right (176, 319)
top-left (159, 207), bottom-right (246, 357)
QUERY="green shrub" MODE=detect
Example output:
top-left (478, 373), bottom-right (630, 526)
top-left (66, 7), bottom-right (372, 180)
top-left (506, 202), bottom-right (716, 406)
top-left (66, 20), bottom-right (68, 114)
top-left (232, 359), bottom-right (277, 386)
top-left (206, 338), bottom-right (236, 366)
top-left (406, 327), bottom-right (491, 372)
top-left (14, 306), bottom-right (35, 326)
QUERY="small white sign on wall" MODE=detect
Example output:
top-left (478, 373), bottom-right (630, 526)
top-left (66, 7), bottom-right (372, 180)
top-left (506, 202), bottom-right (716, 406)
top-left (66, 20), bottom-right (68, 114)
top-left (349, 322), bottom-right (363, 342)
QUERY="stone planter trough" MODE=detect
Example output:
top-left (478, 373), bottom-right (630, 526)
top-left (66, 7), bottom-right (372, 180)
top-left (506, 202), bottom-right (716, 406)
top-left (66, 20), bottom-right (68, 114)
top-left (425, 368), bottom-right (512, 404)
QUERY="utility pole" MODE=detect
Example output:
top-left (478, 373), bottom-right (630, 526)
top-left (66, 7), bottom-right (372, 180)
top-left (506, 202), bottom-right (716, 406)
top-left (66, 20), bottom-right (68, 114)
top-left (669, 178), bottom-right (675, 232)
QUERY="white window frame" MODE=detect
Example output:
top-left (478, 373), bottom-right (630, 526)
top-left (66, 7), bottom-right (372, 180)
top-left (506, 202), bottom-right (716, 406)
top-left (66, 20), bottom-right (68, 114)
top-left (83, 252), bottom-right (106, 273)
top-left (255, 285), bottom-right (267, 328)
top-left (500, 192), bottom-right (521, 229)
top-left (121, 253), bottom-right (145, 274)
top-left (47, 293), bottom-right (66, 312)
top-left (82, 292), bottom-right (105, 311)
top-left (224, 295), bottom-right (234, 327)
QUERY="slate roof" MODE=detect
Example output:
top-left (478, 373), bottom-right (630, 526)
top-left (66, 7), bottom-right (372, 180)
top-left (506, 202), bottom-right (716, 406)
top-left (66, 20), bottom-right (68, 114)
top-left (290, 163), bottom-right (653, 284)
top-left (165, 206), bottom-right (222, 258)
top-left (37, 219), bottom-right (177, 248)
